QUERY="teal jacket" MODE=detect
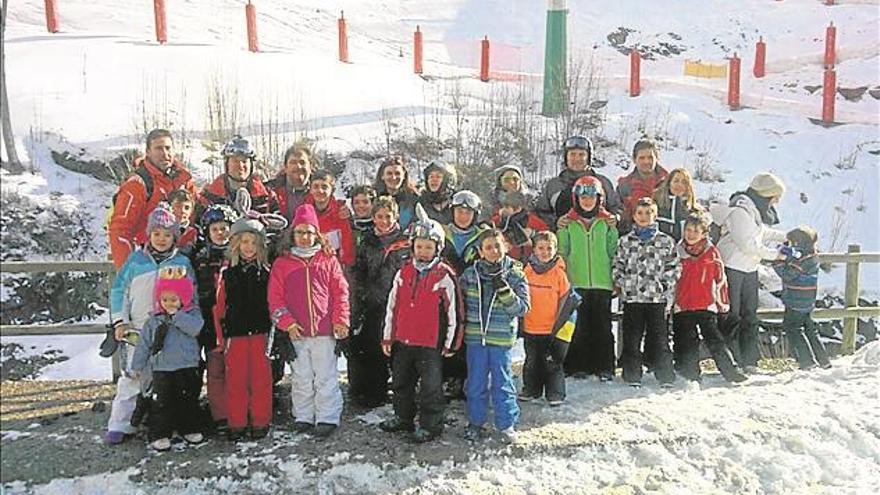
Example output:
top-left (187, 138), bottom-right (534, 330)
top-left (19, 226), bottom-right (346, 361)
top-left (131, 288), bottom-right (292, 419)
top-left (460, 256), bottom-right (530, 347)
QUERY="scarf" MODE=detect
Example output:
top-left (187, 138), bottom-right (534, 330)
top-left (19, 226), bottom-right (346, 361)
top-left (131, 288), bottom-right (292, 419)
top-left (684, 238), bottom-right (709, 257)
top-left (476, 259), bottom-right (504, 279)
top-left (414, 256), bottom-right (441, 274)
top-left (742, 189), bottom-right (780, 226)
top-left (147, 244), bottom-right (174, 263)
top-left (633, 223), bottom-right (659, 242)
top-left (527, 255), bottom-right (558, 275)
top-left (374, 223), bottom-right (401, 243)
top-left (353, 217), bottom-right (374, 233)
top-left (290, 244), bottom-right (321, 259)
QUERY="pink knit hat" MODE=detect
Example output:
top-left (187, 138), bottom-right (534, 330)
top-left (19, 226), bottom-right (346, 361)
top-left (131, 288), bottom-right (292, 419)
top-left (292, 204), bottom-right (320, 231)
top-left (154, 265), bottom-right (193, 311)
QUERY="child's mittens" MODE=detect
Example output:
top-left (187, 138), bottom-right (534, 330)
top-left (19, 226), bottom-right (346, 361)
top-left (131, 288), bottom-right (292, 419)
top-left (492, 274), bottom-right (512, 295)
top-left (777, 244), bottom-right (802, 260)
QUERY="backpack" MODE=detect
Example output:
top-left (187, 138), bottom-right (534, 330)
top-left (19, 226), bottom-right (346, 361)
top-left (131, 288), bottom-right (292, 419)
top-left (104, 165), bottom-right (155, 231)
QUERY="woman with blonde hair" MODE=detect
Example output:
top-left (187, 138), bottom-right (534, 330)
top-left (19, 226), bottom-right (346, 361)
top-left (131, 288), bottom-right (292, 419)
top-left (652, 168), bottom-right (701, 242)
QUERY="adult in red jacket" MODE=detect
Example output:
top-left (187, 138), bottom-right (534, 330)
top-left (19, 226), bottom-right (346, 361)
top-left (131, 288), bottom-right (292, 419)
top-left (109, 129), bottom-right (197, 270)
top-left (198, 136), bottom-right (279, 218)
top-left (305, 170), bottom-right (356, 268)
top-left (616, 139), bottom-right (669, 232)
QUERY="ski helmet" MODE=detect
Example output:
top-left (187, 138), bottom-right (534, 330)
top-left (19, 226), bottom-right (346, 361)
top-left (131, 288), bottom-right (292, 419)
top-left (200, 204), bottom-right (239, 229)
top-left (450, 190), bottom-right (482, 217)
top-left (562, 135), bottom-right (593, 167)
top-left (410, 204), bottom-right (446, 251)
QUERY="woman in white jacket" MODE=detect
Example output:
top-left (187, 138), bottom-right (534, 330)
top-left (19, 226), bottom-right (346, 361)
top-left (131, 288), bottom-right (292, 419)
top-left (708, 173), bottom-right (787, 371)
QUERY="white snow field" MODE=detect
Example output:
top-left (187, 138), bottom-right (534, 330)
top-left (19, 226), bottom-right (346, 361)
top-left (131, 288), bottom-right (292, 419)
top-left (2, 342), bottom-right (878, 494)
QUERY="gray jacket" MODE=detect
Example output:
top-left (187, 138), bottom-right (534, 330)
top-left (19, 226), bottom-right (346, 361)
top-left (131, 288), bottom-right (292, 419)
top-left (131, 307), bottom-right (203, 373)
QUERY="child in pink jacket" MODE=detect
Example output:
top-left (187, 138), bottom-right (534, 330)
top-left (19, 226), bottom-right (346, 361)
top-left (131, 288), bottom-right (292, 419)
top-left (268, 204), bottom-right (350, 439)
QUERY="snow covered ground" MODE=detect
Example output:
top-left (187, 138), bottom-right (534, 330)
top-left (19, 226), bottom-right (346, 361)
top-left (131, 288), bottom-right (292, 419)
top-left (2, 342), bottom-right (878, 494)
top-left (1, 1), bottom-right (879, 491)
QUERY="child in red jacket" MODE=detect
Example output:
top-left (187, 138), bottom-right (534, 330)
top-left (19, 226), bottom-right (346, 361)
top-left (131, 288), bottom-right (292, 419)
top-left (269, 204), bottom-right (350, 439)
top-left (307, 170), bottom-right (355, 268)
top-left (379, 211), bottom-right (460, 443)
top-left (213, 216), bottom-right (274, 441)
top-left (673, 212), bottom-right (747, 384)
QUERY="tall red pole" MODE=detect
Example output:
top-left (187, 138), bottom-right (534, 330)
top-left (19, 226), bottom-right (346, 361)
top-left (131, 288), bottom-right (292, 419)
top-left (824, 22), bottom-right (836, 69)
top-left (338, 11), bottom-right (349, 63)
top-left (414, 26), bottom-right (423, 74)
top-left (246, 2), bottom-right (259, 53)
top-left (753, 37), bottom-right (766, 78)
top-left (822, 69), bottom-right (836, 123)
top-left (728, 53), bottom-right (741, 110)
top-left (480, 36), bottom-right (490, 82)
top-left (44, 0), bottom-right (59, 33)
top-left (629, 49), bottom-right (641, 97)
top-left (153, 0), bottom-right (167, 44)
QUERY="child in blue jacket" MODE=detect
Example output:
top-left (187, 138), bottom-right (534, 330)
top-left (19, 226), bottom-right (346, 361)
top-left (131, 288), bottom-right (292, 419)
top-left (773, 226), bottom-right (831, 370)
top-left (460, 229), bottom-right (530, 443)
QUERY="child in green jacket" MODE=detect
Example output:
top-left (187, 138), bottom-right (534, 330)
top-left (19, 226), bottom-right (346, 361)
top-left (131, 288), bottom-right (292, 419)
top-left (558, 176), bottom-right (619, 381)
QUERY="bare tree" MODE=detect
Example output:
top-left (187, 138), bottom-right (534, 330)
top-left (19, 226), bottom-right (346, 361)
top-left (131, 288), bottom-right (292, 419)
top-left (1, 0), bottom-right (25, 173)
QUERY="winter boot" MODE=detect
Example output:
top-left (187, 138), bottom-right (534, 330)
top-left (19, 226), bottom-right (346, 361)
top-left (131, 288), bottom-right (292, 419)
top-left (411, 427), bottom-right (439, 443)
top-left (379, 417), bottom-right (414, 433)
top-left (313, 423), bottom-right (338, 439)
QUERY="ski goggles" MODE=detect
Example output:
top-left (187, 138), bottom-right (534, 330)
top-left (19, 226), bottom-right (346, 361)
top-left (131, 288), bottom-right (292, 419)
top-left (563, 135), bottom-right (590, 150)
top-left (451, 194), bottom-right (481, 211)
top-left (573, 183), bottom-right (600, 197)
top-left (223, 138), bottom-right (255, 158)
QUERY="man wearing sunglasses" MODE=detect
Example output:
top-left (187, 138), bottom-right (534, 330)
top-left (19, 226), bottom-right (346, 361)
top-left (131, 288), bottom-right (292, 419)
top-left (534, 135), bottom-right (621, 232)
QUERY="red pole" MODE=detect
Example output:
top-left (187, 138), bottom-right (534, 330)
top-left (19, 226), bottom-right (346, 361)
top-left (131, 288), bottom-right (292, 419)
top-left (246, 2), bottom-right (259, 53)
top-left (754, 37), bottom-right (766, 78)
top-left (629, 49), bottom-right (641, 97)
top-left (414, 26), bottom-right (423, 74)
top-left (338, 11), bottom-right (349, 63)
top-left (824, 22), bottom-right (836, 69)
top-left (44, 0), bottom-right (59, 33)
top-left (728, 53), bottom-right (741, 110)
top-left (826, 0), bottom-right (835, 5)
top-left (153, 0), bottom-right (167, 44)
top-left (822, 69), bottom-right (836, 123)
top-left (480, 36), bottom-right (490, 82)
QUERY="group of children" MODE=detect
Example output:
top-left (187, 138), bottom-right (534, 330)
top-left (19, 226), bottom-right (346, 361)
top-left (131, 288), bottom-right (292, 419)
top-left (105, 161), bottom-right (829, 449)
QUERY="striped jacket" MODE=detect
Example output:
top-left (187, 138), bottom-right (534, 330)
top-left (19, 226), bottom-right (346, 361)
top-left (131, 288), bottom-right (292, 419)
top-left (773, 253), bottom-right (819, 313)
top-left (460, 256), bottom-right (530, 347)
top-left (110, 247), bottom-right (197, 331)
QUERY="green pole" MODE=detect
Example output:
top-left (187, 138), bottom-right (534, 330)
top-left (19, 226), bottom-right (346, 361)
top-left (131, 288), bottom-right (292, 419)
top-left (542, 0), bottom-right (568, 117)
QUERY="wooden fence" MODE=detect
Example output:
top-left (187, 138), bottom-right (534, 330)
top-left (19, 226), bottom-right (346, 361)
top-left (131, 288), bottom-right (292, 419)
top-left (1, 244), bottom-right (878, 380)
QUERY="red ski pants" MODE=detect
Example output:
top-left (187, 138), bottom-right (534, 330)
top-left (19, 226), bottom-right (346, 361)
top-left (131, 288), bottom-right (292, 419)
top-left (224, 334), bottom-right (272, 429)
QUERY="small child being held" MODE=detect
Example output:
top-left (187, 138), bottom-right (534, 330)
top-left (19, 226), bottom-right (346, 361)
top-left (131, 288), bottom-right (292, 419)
top-left (772, 226), bottom-right (831, 370)
top-left (379, 213), bottom-right (460, 443)
top-left (131, 267), bottom-right (204, 451)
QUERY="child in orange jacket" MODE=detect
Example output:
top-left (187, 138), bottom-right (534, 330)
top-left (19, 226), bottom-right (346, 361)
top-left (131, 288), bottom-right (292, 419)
top-left (521, 231), bottom-right (578, 406)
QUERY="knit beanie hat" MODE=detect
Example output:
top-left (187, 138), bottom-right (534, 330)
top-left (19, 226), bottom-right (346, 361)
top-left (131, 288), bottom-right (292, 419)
top-left (230, 216), bottom-right (266, 238)
top-left (292, 204), bottom-right (320, 231)
top-left (147, 202), bottom-right (180, 238)
top-left (154, 265), bottom-right (193, 311)
top-left (749, 173), bottom-right (786, 198)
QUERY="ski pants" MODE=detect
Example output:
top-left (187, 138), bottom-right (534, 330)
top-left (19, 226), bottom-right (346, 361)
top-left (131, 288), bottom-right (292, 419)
top-left (391, 343), bottom-right (445, 434)
top-left (291, 336), bottom-right (343, 425)
top-left (206, 349), bottom-right (226, 422)
top-left (621, 302), bottom-right (674, 384)
top-left (225, 334), bottom-right (272, 429)
top-left (673, 310), bottom-right (742, 381)
top-left (466, 342), bottom-right (519, 430)
top-left (725, 268), bottom-right (761, 367)
top-left (107, 342), bottom-right (139, 434)
top-left (564, 289), bottom-right (615, 376)
top-left (783, 309), bottom-right (831, 369)
top-left (149, 368), bottom-right (201, 440)
top-left (522, 334), bottom-right (565, 401)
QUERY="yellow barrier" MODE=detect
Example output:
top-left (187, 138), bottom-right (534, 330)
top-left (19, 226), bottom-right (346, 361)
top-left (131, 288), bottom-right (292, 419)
top-left (684, 60), bottom-right (728, 78)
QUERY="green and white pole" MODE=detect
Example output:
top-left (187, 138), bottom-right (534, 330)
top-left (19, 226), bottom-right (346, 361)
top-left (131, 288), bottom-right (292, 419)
top-left (542, 0), bottom-right (568, 117)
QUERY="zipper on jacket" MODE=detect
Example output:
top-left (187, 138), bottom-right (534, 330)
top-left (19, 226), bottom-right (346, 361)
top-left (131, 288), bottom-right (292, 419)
top-left (300, 257), bottom-right (317, 337)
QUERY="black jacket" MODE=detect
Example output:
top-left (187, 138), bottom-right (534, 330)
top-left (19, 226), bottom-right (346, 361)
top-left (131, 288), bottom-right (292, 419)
top-left (220, 262), bottom-right (272, 338)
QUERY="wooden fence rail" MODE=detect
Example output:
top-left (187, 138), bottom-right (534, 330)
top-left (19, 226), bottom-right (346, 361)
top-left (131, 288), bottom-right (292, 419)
top-left (1, 244), bottom-right (877, 379)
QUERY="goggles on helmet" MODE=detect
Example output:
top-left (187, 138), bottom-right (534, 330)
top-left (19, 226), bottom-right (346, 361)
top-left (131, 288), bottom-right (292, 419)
top-left (563, 135), bottom-right (590, 151)
top-left (573, 183), bottom-right (600, 197)
top-left (451, 192), bottom-right (481, 211)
